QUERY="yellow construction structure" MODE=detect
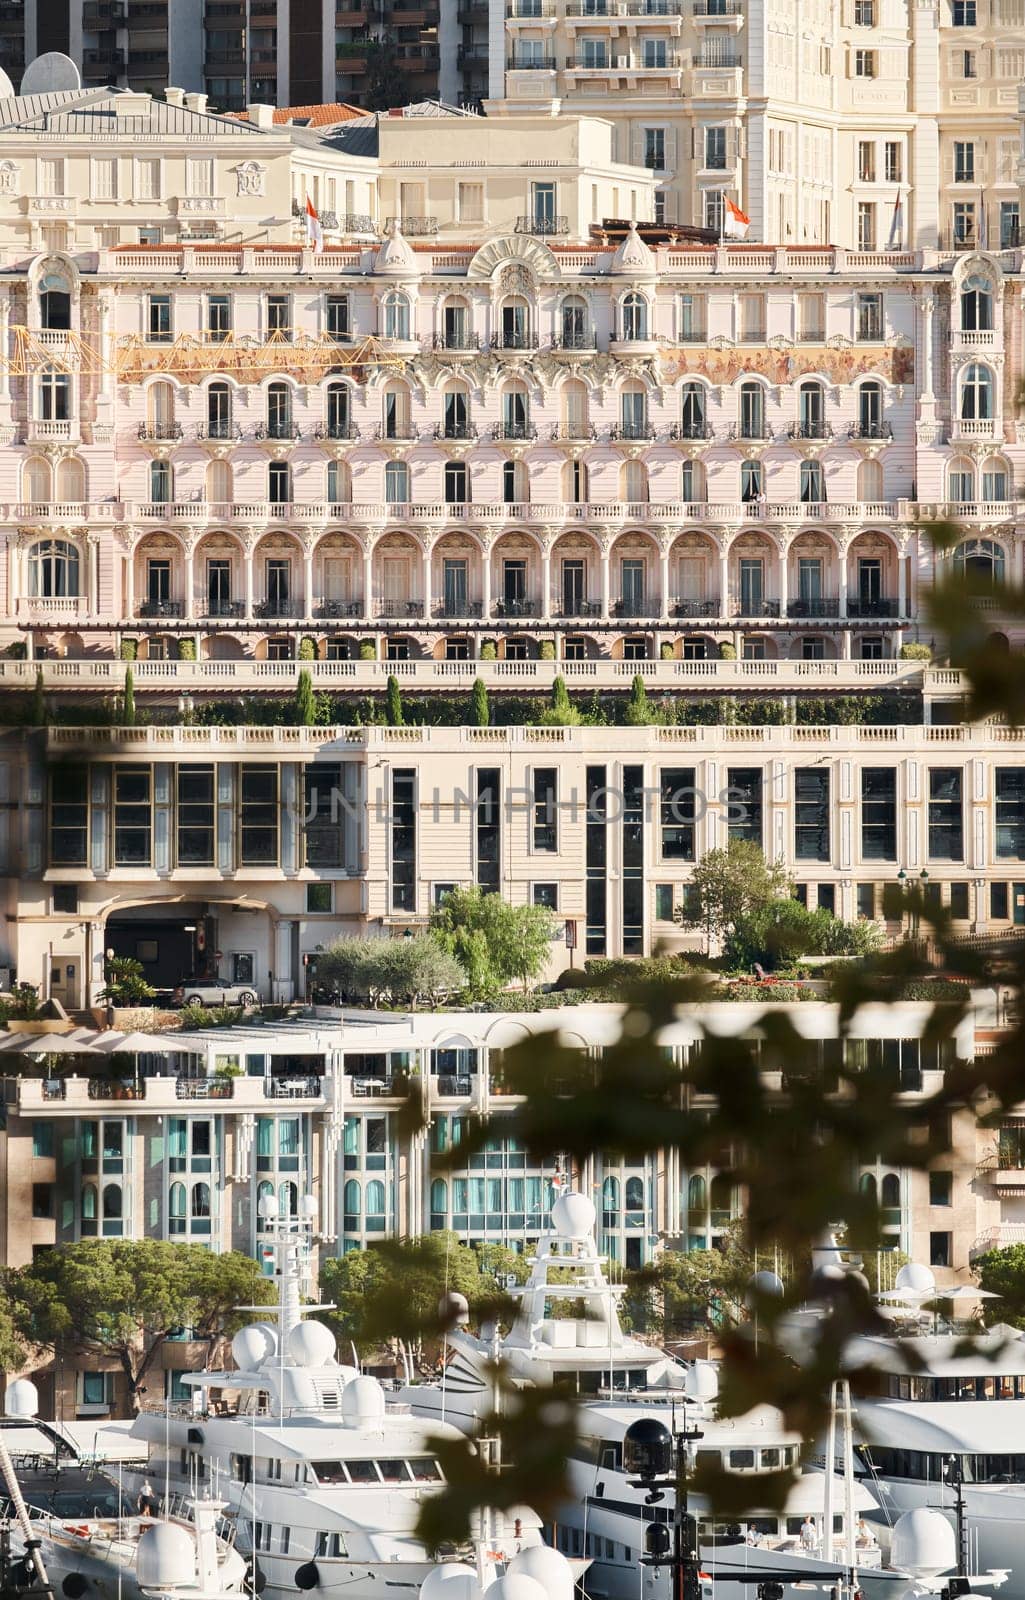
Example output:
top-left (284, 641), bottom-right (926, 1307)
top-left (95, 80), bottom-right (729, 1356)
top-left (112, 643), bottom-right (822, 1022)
top-left (4, 326), bottom-right (407, 384)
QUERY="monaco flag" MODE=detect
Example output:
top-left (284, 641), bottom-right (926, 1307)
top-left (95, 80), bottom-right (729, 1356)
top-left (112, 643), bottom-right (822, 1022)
top-left (722, 194), bottom-right (750, 239)
top-left (305, 195), bottom-right (324, 255)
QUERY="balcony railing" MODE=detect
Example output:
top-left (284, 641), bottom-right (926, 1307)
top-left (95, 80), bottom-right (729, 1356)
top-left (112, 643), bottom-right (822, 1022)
top-left (848, 421), bottom-right (893, 441)
top-left (613, 599), bottom-right (657, 617)
top-left (315, 599), bottom-right (363, 618)
top-left (204, 599), bottom-right (244, 618)
top-left (138, 422), bottom-right (183, 442)
top-left (729, 422), bottom-right (773, 441)
top-left (339, 213), bottom-right (377, 234)
top-left (788, 420), bottom-right (833, 441)
top-left (384, 215), bottom-right (439, 236)
top-left (377, 600), bottom-right (426, 619)
top-left (373, 423), bottom-right (419, 442)
top-left (695, 45), bottom-right (740, 65)
top-left (693, 0), bottom-right (742, 11)
top-left (195, 422), bottom-right (242, 442)
top-left (609, 421), bottom-right (655, 440)
top-left (669, 421), bottom-right (713, 441)
top-left (492, 330), bottom-right (539, 350)
top-left (427, 331), bottom-right (481, 352)
top-left (734, 599), bottom-right (781, 618)
top-left (255, 599), bottom-right (299, 619)
top-left (314, 421), bottom-right (361, 441)
top-left (436, 600), bottom-right (484, 618)
top-left (138, 599), bottom-right (184, 618)
top-left (434, 422), bottom-right (478, 441)
top-left (787, 597), bottom-right (840, 618)
top-left (570, 52), bottom-right (679, 68)
top-left (551, 329), bottom-right (597, 351)
top-left (493, 598), bottom-right (537, 617)
top-left (514, 214), bottom-right (569, 236)
top-left (254, 422), bottom-right (302, 441)
top-left (673, 598), bottom-right (720, 617)
top-left (846, 598), bottom-right (899, 618)
top-left (558, 599), bottom-right (602, 616)
top-left (549, 422), bottom-right (598, 441)
top-left (507, 55), bottom-right (557, 69)
top-left (491, 421), bottom-right (537, 441)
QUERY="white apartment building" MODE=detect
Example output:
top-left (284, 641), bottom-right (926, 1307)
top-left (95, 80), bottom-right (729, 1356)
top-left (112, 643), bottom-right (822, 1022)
top-left (489, 0), bottom-right (1025, 248)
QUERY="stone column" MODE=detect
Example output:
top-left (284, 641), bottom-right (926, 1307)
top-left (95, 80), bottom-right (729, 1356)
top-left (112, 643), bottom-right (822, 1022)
top-left (363, 546), bottom-right (373, 619)
top-left (422, 543), bottom-right (433, 619)
top-left (481, 541), bottom-right (492, 620)
top-left (244, 545), bottom-right (255, 620)
top-left (777, 539), bottom-right (788, 619)
top-left (719, 548), bottom-right (729, 616)
top-left (540, 545), bottom-right (552, 621)
top-left (184, 544), bottom-right (196, 621)
top-left (124, 538), bottom-right (135, 619)
top-left (659, 546), bottom-right (671, 621)
top-left (838, 547), bottom-right (848, 619)
top-left (898, 549), bottom-right (908, 618)
top-left (303, 548), bottom-right (315, 621)
top-left (600, 547), bottom-right (611, 619)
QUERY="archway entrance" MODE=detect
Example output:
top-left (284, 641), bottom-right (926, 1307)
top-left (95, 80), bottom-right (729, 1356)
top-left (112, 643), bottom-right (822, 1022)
top-left (104, 902), bottom-right (212, 996)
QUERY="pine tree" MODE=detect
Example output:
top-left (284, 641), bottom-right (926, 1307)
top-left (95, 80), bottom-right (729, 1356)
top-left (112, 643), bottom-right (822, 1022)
top-left (623, 673), bottom-right (651, 726)
top-left (551, 675), bottom-right (571, 718)
top-left (386, 674), bottom-right (404, 727)
top-left (295, 667), bottom-right (316, 726)
top-left (29, 666), bottom-right (45, 727)
top-left (470, 678), bottom-right (489, 727)
top-left (122, 666), bottom-right (136, 727)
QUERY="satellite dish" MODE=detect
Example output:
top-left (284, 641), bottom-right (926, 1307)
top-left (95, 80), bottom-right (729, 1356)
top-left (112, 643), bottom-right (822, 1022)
top-left (0, 67), bottom-right (14, 99)
top-left (20, 52), bottom-right (83, 95)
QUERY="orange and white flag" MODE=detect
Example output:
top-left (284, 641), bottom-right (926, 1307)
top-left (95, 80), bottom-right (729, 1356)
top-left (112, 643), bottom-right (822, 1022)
top-left (722, 194), bottom-right (750, 239)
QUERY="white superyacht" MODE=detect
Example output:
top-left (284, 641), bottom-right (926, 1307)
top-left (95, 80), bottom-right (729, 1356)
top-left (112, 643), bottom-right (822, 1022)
top-left (125, 1193), bottom-right (582, 1600)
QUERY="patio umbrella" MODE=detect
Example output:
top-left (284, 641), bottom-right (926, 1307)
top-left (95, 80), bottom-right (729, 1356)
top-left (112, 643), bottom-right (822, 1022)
top-left (0, 1033), bottom-right (101, 1055)
top-left (92, 1031), bottom-right (186, 1055)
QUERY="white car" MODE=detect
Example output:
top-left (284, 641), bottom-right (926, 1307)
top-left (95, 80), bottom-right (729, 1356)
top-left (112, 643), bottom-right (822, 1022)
top-left (173, 977), bottom-right (258, 1007)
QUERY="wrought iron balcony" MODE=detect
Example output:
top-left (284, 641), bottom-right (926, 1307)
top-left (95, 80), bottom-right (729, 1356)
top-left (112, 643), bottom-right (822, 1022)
top-left (672, 598), bottom-right (720, 617)
top-left (846, 597), bottom-right (899, 618)
top-left (255, 599), bottom-right (299, 619)
top-left (848, 421), bottom-right (894, 441)
top-left (506, 55), bottom-right (557, 69)
top-left (137, 422), bottom-right (183, 441)
top-left (377, 600), bottom-right (426, 619)
top-left (384, 215), bottom-right (439, 236)
top-left (491, 420), bottom-right (537, 441)
top-left (373, 423), bottom-right (419, 442)
top-left (728, 422), bottom-right (773, 441)
top-left (787, 598), bottom-right (840, 618)
top-left (787, 420), bottom-right (833, 441)
top-left (491, 330), bottom-right (539, 351)
top-left (549, 422), bottom-right (598, 441)
top-left (514, 214), bottom-right (569, 236)
top-left (613, 598), bottom-right (656, 617)
top-left (195, 421), bottom-right (242, 442)
top-left (339, 213), bottom-right (377, 234)
top-left (138, 599), bottom-right (184, 618)
top-left (254, 422), bottom-right (302, 441)
top-left (734, 599), bottom-right (781, 618)
top-left (434, 421), bottom-right (478, 441)
top-left (427, 331), bottom-right (481, 351)
top-left (314, 420), bottom-right (361, 441)
top-left (552, 328), bottom-right (597, 351)
top-left (204, 600), bottom-right (244, 619)
top-left (609, 421), bottom-right (655, 441)
top-left (493, 598), bottom-right (537, 618)
top-left (669, 420), bottom-right (713, 441)
top-left (436, 600), bottom-right (484, 618)
top-left (558, 599), bottom-right (602, 617)
top-left (316, 600), bottom-right (364, 618)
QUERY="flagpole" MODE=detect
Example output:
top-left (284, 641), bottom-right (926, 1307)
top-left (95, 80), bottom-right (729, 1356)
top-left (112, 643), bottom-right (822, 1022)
top-left (719, 189), bottom-right (725, 247)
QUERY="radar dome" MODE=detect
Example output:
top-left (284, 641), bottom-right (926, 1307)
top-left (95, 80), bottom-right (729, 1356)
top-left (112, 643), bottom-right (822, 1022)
top-left (483, 1577), bottom-right (548, 1600)
top-left (684, 1361), bottom-right (719, 1402)
top-left (4, 1379), bottom-right (39, 1419)
top-left (508, 1546), bottom-right (575, 1600)
top-left (20, 52), bottom-right (82, 94)
top-left (550, 1193), bottom-right (596, 1241)
top-left (746, 1270), bottom-right (784, 1304)
top-left (421, 1566), bottom-right (486, 1600)
top-left (896, 1263), bottom-right (936, 1295)
top-left (137, 1523), bottom-right (196, 1589)
top-left (341, 1375), bottom-right (386, 1428)
top-left (231, 1323), bottom-right (278, 1370)
top-left (892, 1509), bottom-right (956, 1579)
top-left (288, 1321), bottom-right (337, 1368)
top-left (0, 67), bottom-right (13, 98)
top-left (439, 1291), bottom-right (470, 1328)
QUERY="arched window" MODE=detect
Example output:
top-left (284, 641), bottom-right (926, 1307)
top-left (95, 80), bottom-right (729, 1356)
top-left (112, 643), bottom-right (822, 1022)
top-left (56, 457), bottom-right (85, 501)
top-left (856, 458), bottom-right (883, 502)
top-left (687, 1174), bottom-right (707, 1212)
top-left (147, 380), bottom-right (175, 432)
top-left (799, 460), bottom-right (825, 503)
top-left (960, 363), bottom-right (993, 420)
top-left (625, 1176), bottom-right (644, 1212)
top-left (382, 384), bottom-right (411, 440)
top-left (441, 298), bottom-right (470, 350)
top-left (499, 296), bottom-right (529, 349)
top-left (619, 383), bottom-right (647, 438)
top-left (23, 456), bottom-right (52, 504)
top-left (28, 538), bottom-right (79, 597)
top-left (560, 295), bottom-right (588, 349)
top-left (326, 382), bottom-right (351, 438)
top-left (602, 1176), bottom-right (621, 1219)
top-left (563, 458), bottom-right (588, 503)
top-left (169, 1182), bottom-right (187, 1234)
top-left (266, 382), bottom-right (292, 437)
top-left (207, 381), bottom-right (232, 438)
top-left (191, 1182), bottom-right (211, 1218)
top-left (206, 458), bottom-right (232, 502)
top-left (501, 384), bottom-right (530, 438)
top-left (857, 381), bottom-right (884, 438)
top-left (858, 1173), bottom-right (877, 1201)
top-left (620, 292), bottom-right (648, 341)
top-left (384, 460), bottom-right (409, 504)
top-left (961, 278), bottom-right (993, 332)
top-left (560, 378), bottom-right (589, 438)
top-left (81, 1183), bottom-right (98, 1235)
top-left (150, 459), bottom-right (173, 504)
top-left (709, 1173), bottom-right (731, 1211)
top-left (442, 384), bottom-right (470, 439)
top-left (947, 462), bottom-right (974, 504)
top-left (981, 457), bottom-right (1009, 503)
top-left (621, 460), bottom-right (648, 503)
top-left (430, 1178), bottom-right (448, 1221)
top-left (953, 538), bottom-right (1005, 582)
top-left (382, 291), bottom-right (410, 341)
top-left (798, 382), bottom-right (825, 437)
top-left (880, 1173), bottom-right (901, 1209)
top-left (739, 380), bottom-right (765, 438)
top-left (103, 1184), bottom-right (122, 1218)
top-left (740, 459), bottom-right (763, 502)
top-left (343, 1179), bottom-right (361, 1223)
top-left (680, 382), bottom-right (706, 438)
top-left (680, 459), bottom-right (706, 502)
top-left (40, 272), bottom-right (71, 330)
top-left (503, 459), bottom-right (528, 503)
top-left (444, 462), bottom-right (468, 505)
top-left (278, 1180), bottom-right (298, 1216)
top-left (268, 460), bottom-right (291, 505)
top-left (256, 1179), bottom-right (274, 1229)
top-left (365, 1180), bottom-right (386, 1217)
top-left (326, 460), bottom-right (350, 504)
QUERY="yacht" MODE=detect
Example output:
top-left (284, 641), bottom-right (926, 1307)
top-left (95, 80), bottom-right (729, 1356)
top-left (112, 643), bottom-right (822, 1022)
top-left (0, 1388), bottom-right (249, 1600)
top-left (399, 1193), bottom-right (921, 1600)
top-left (124, 1194), bottom-right (584, 1600)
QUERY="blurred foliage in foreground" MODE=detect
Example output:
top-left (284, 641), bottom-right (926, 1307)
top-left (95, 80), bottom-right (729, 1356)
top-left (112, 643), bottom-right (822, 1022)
top-left (327, 526), bottom-right (1025, 1547)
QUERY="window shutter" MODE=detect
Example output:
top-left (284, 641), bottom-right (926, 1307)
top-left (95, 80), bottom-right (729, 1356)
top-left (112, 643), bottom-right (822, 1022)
top-left (632, 127), bottom-right (646, 167)
top-left (665, 128), bottom-right (678, 172)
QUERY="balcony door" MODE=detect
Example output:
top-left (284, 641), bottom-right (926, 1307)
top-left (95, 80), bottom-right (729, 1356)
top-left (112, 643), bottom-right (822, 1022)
top-left (858, 558), bottom-right (882, 606)
top-left (207, 559), bottom-right (231, 613)
top-left (324, 557), bottom-right (351, 603)
top-left (443, 559), bottom-right (468, 615)
top-left (266, 559), bottom-right (290, 612)
top-left (679, 556), bottom-right (705, 602)
top-left (739, 558), bottom-right (763, 612)
top-left (798, 558), bottom-right (822, 605)
top-left (503, 559), bottom-right (526, 604)
top-left (621, 558), bottom-right (645, 612)
top-left (562, 559), bottom-right (585, 613)
top-left (383, 556), bottom-right (410, 613)
top-left (147, 559), bottom-right (170, 605)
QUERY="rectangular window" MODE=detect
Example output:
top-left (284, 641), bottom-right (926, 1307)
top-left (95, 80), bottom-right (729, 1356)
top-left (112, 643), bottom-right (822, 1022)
top-left (147, 294), bottom-right (172, 343)
top-left (186, 157), bottom-right (215, 197)
top-left (622, 765), bottom-right (644, 956)
top-left (239, 766), bottom-right (279, 865)
top-left (795, 770), bottom-right (830, 862)
top-left (267, 294), bottom-right (292, 340)
top-left (32, 1121), bottom-right (54, 1159)
top-left (177, 765), bottom-right (215, 866)
top-left (857, 883), bottom-right (876, 919)
top-left (727, 767), bottom-right (763, 847)
top-left (533, 768), bottom-right (557, 853)
top-left (704, 126), bottom-right (727, 170)
top-left (391, 769), bottom-right (416, 912)
top-left (996, 769), bottom-right (1025, 858)
top-left (644, 128), bottom-right (666, 171)
top-left (884, 142), bottom-right (902, 183)
top-left (739, 293), bottom-right (765, 342)
top-left (929, 1170), bottom-right (953, 1206)
top-left (39, 157), bottom-right (65, 196)
top-left (857, 141), bottom-right (876, 182)
top-left (660, 767), bottom-right (696, 860)
top-left (305, 763), bottom-right (350, 869)
top-left (679, 292), bottom-right (705, 342)
top-left (854, 49), bottom-right (876, 77)
top-left (326, 295), bottom-right (350, 340)
top-left (953, 140), bottom-right (975, 183)
top-left (92, 158), bottom-right (118, 200)
top-left (655, 883), bottom-right (674, 922)
top-left (857, 293), bottom-right (883, 340)
top-left (307, 883), bottom-right (332, 913)
top-left (50, 766), bottom-right (88, 865)
top-left (135, 158), bottom-right (161, 200)
top-left (533, 883), bottom-right (558, 910)
top-left (861, 768), bottom-right (896, 861)
top-left (928, 768), bottom-right (964, 861)
top-left (929, 1231), bottom-right (951, 1268)
top-left (857, 202), bottom-right (876, 251)
top-left (991, 881), bottom-right (1009, 919)
top-left (457, 182), bottom-right (484, 221)
top-left (961, 48), bottom-right (977, 76)
top-left (952, 0), bottom-right (976, 20)
top-left (114, 767), bottom-right (152, 866)
top-left (949, 881), bottom-right (970, 919)
top-left (586, 765), bottom-right (608, 956)
top-left (476, 768), bottom-right (501, 893)
top-left (854, 0), bottom-right (874, 18)
top-left (206, 295), bottom-right (231, 341)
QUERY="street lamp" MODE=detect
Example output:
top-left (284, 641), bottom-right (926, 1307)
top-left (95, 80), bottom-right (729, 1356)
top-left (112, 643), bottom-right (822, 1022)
top-left (624, 1413), bottom-right (704, 1600)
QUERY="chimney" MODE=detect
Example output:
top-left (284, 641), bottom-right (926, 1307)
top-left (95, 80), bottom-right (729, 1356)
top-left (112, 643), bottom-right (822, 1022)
top-left (184, 92), bottom-right (208, 113)
top-left (114, 92), bottom-right (151, 116)
top-left (247, 102), bottom-right (275, 130)
top-left (164, 86), bottom-right (185, 106)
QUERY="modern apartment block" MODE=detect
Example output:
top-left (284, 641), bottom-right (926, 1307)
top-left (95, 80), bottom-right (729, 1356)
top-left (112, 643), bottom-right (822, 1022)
top-left (489, 0), bottom-right (1025, 245)
top-left (0, 998), bottom-right (995, 1415)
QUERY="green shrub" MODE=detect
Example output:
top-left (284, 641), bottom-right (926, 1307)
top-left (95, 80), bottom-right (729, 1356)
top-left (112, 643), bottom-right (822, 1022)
top-left (660, 641), bottom-right (675, 660)
top-left (99, 956), bottom-right (156, 1007)
top-left (899, 642), bottom-right (932, 661)
top-left (359, 640), bottom-right (376, 661)
top-left (178, 1003), bottom-right (215, 1029)
top-left (480, 642), bottom-right (498, 662)
top-left (539, 640), bottom-right (556, 661)
top-left (120, 638), bottom-right (139, 662)
top-left (385, 674), bottom-right (404, 727)
top-left (470, 678), bottom-right (489, 727)
top-left (178, 638), bottom-right (196, 662)
top-left (298, 635), bottom-right (317, 661)
top-left (538, 675), bottom-right (582, 726)
top-left (719, 641), bottom-right (737, 660)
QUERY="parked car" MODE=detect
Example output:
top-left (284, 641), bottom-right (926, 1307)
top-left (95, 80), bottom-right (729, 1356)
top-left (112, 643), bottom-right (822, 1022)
top-left (171, 977), bottom-right (258, 1007)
